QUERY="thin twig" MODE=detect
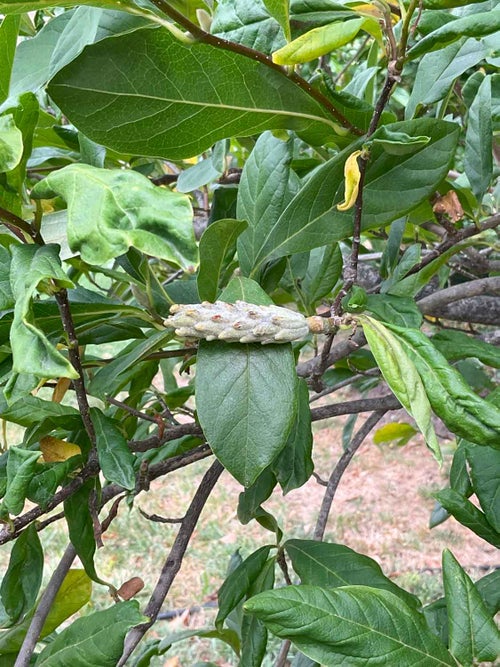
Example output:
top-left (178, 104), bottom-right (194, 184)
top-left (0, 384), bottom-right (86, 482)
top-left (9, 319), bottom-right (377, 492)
top-left (314, 410), bottom-right (386, 540)
top-left (274, 640), bottom-right (292, 667)
top-left (14, 545), bottom-right (76, 667)
top-left (138, 507), bottom-right (184, 524)
top-left (106, 396), bottom-right (159, 423)
top-left (117, 460), bottom-right (224, 666)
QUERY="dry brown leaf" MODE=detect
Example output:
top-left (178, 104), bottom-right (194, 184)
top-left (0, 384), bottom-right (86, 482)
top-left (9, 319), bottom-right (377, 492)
top-left (116, 576), bottom-right (145, 600)
top-left (432, 190), bottom-right (463, 222)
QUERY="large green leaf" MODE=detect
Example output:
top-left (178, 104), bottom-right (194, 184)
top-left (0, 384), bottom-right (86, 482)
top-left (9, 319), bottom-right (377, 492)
top-left (31, 164), bottom-right (196, 267)
top-left (6, 7), bottom-right (150, 105)
top-left (272, 379), bottom-right (313, 494)
top-left (464, 74), bottom-right (492, 200)
top-left (432, 330), bottom-right (500, 367)
top-left (300, 244), bottom-right (342, 309)
top-left (263, 0), bottom-right (290, 40)
top-left (0, 524), bottom-right (42, 625)
top-left (1, 447), bottom-right (41, 516)
top-left (359, 316), bottom-right (440, 461)
top-left (211, 0), bottom-right (286, 53)
top-left (435, 488), bottom-right (500, 548)
top-left (197, 218), bottom-right (248, 301)
top-left (285, 540), bottom-right (419, 610)
top-left (246, 119), bottom-right (459, 272)
top-left (407, 10), bottom-right (500, 60)
top-left (387, 325), bottom-right (500, 448)
top-left (216, 545), bottom-right (273, 630)
top-left (237, 131), bottom-right (297, 277)
top-left (196, 339), bottom-right (298, 487)
top-left (405, 38), bottom-right (486, 119)
top-left (90, 408), bottom-right (136, 490)
top-left (196, 279), bottom-right (298, 487)
top-left (0, 15), bottom-right (19, 105)
top-left (47, 27), bottom-right (344, 160)
top-left (9, 244), bottom-right (78, 380)
top-left (244, 585), bottom-right (456, 665)
top-left (0, 114), bottom-right (22, 172)
top-left (0, 392), bottom-right (80, 429)
top-left (465, 443), bottom-right (500, 532)
top-left (443, 550), bottom-right (500, 665)
top-left (35, 600), bottom-right (144, 666)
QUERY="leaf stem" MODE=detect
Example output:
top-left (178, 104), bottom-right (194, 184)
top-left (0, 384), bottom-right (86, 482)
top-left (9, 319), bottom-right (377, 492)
top-left (147, 0), bottom-right (363, 135)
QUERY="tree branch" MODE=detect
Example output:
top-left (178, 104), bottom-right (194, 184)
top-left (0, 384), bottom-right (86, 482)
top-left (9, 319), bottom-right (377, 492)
top-left (14, 545), bottom-right (76, 667)
top-left (311, 395), bottom-right (400, 422)
top-left (147, 0), bottom-right (362, 135)
top-left (314, 410), bottom-right (386, 540)
top-left (422, 296), bottom-right (500, 326)
top-left (117, 459), bottom-right (224, 666)
top-left (0, 206), bottom-right (45, 244)
top-left (418, 277), bottom-right (500, 312)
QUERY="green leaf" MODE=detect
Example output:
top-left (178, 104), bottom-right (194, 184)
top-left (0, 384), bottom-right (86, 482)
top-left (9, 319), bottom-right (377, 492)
top-left (475, 569), bottom-right (500, 615)
top-left (435, 488), bottom-right (500, 548)
top-left (373, 422), bottom-right (418, 447)
top-left (246, 119), bottom-right (459, 271)
top-left (0, 115), bottom-right (22, 173)
top-left (216, 546), bottom-right (273, 630)
top-left (407, 10), bottom-right (500, 60)
top-left (371, 127), bottom-right (430, 155)
top-left (0, 524), bottom-right (43, 624)
top-left (380, 218), bottom-right (405, 279)
top-left (196, 339), bottom-right (298, 486)
top-left (197, 218), bottom-right (248, 301)
top-left (6, 7), bottom-right (150, 104)
top-left (0, 92), bottom-right (38, 216)
top-left (47, 27), bottom-right (345, 160)
top-left (9, 244), bottom-right (77, 381)
top-left (272, 17), bottom-right (381, 65)
top-left (0, 392), bottom-right (80, 429)
top-left (0, 246), bottom-right (13, 310)
top-left (405, 38), bottom-right (486, 119)
top-left (90, 408), bottom-right (136, 490)
top-left (464, 74), bottom-right (492, 200)
top-left (177, 142), bottom-right (226, 193)
top-left (263, 0), bottom-right (290, 41)
top-left (301, 244), bottom-right (342, 308)
top-left (244, 585), bottom-right (456, 665)
top-left (432, 330), bottom-right (500, 367)
top-left (241, 557), bottom-right (275, 667)
top-left (27, 458), bottom-right (81, 509)
top-left (237, 131), bottom-right (297, 277)
top-left (465, 443), bottom-right (500, 532)
top-left (359, 316), bottom-right (440, 461)
top-left (365, 295), bottom-right (423, 328)
top-left (386, 325), bottom-right (500, 448)
top-left (0, 0), bottom-right (136, 13)
top-left (443, 549), bottom-right (500, 665)
top-left (0, 15), bottom-right (19, 105)
top-left (32, 164), bottom-right (196, 267)
top-left (35, 600), bottom-right (144, 666)
top-left (273, 379), bottom-right (313, 494)
top-left (40, 569), bottom-right (92, 636)
top-left (284, 540), bottom-right (419, 609)
top-left (2, 447), bottom-right (40, 516)
top-left (211, 0), bottom-right (286, 54)
top-left (64, 480), bottom-right (102, 583)
top-left (238, 467), bottom-right (277, 524)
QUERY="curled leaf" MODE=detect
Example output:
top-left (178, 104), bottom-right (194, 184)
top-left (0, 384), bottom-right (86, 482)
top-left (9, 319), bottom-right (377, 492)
top-left (337, 150), bottom-right (362, 211)
top-left (40, 436), bottom-right (81, 463)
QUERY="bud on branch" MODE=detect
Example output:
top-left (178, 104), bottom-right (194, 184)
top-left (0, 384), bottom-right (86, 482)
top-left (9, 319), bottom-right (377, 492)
top-left (164, 301), bottom-right (344, 344)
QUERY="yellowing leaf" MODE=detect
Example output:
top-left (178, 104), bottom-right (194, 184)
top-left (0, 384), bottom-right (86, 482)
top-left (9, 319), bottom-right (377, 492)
top-left (40, 569), bottom-right (92, 637)
top-left (337, 150), bottom-right (363, 211)
top-left (272, 18), bottom-right (382, 66)
top-left (40, 436), bottom-right (81, 462)
top-left (51, 377), bottom-right (72, 403)
top-left (373, 422), bottom-right (418, 446)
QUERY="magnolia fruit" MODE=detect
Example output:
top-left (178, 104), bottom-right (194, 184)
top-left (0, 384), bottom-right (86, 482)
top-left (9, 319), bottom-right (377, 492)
top-left (165, 301), bottom-right (340, 344)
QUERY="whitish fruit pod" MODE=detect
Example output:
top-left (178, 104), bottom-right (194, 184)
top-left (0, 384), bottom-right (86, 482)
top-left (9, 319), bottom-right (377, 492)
top-left (165, 300), bottom-right (311, 344)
